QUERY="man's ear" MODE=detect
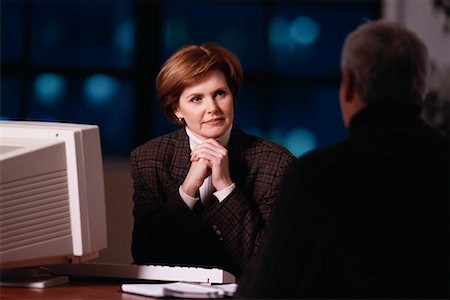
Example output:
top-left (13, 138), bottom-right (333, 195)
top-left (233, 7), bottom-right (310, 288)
top-left (339, 69), bottom-right (366, 128)
top-left (341, 69), bottom-right (355, 103)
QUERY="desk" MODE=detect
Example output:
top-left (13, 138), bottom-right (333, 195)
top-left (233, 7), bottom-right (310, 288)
top-left (0, 280), bottom-right (155, 300)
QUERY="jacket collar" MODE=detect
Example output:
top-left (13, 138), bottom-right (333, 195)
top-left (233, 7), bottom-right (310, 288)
top-left (170, 129), bottom-right (192, 181)
top-left (348, 103), bottom-right (422, 137)
top-left (185, 125), bottom-right (233, 150)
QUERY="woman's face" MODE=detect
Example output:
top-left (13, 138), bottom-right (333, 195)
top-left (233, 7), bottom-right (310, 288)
top-left (175, 70), bottom-right (234, 140)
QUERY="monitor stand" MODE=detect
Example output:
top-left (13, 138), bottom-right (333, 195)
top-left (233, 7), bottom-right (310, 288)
top-left (0, 267), bottom-right (69, 288)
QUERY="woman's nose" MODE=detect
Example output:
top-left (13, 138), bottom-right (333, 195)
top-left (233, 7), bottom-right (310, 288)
top-left (205, 97), bottom-right (218, 113)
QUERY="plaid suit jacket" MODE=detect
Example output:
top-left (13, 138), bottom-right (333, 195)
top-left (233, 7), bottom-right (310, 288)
top-left (130, 126), bottom-right (296, 275)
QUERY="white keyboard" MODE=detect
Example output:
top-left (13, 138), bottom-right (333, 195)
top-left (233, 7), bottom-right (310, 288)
top-left (46, 262), bottom-right (236, 284)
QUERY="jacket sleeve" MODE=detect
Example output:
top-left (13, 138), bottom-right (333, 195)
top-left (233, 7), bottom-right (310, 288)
top-left (130, 146), bottom-right (205, 265)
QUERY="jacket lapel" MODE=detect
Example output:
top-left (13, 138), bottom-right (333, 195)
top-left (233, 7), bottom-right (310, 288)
top-left (170, 128), bottom-right (191, 183)
top-left (227, 126), bottom-right (248, 187)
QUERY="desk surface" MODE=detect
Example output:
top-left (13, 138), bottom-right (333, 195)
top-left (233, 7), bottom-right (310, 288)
top-left (0, 280), bottom-right (154, 300)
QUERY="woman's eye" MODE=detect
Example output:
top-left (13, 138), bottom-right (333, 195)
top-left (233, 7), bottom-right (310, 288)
top-left (215, 90), bottom-right (226, 97)
top-left (190, 96), bottom-right (201, 103)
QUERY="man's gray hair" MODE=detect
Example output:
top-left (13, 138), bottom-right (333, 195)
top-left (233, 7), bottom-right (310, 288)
top-left (341, 20), bottom-right (430, 105)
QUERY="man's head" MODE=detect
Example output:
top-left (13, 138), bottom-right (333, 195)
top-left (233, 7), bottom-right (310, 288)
top-left (339, 20), bottom-right (430, 127)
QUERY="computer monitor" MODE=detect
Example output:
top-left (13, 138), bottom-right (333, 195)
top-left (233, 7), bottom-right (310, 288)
top-left (0, 120), bottom-right (107, 287)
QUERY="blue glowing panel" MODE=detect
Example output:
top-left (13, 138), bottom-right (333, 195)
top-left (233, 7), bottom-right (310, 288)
top-left (30, 1), bottom-right (134, 68)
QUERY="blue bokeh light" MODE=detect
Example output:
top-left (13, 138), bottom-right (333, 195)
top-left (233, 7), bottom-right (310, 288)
top-left (290, 16), bottom-right (320, 46)
top-left (269, 15), bottom-right (320, 49)
top-left (33, 73), bottom-right (66, 105)
top-left (285, 127), bottom-right (317, 157)
top-left (115, 19), bottom-right (135, 53)
top-left (242, 126), bottom-right (317, 158)
top-left (84, 74), bottom-right (118, 104)
top-left (269, 16), bottom-right (291, 47)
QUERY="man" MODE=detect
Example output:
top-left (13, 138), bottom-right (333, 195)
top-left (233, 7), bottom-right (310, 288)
top-left (236, 20), bottom-right (449, 299)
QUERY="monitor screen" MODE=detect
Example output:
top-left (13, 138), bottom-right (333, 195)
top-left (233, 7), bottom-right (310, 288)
top-left (0, 121), bottom-right (107, 274)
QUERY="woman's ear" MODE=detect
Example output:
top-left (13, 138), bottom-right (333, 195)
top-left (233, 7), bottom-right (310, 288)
top-left (173, 106), bottom-right (185, 124)
top-left (173, 106), bottom-right (182, 120)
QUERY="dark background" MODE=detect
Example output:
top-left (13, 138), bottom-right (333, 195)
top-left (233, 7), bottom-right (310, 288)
top-left (1, 0), bottom-right (381, 157)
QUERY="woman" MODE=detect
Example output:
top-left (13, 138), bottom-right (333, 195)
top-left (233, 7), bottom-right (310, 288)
top-left (131, 43), bottom-right (296, 275)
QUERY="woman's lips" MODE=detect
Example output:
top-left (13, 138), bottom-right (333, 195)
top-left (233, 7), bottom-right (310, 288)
top-left (203, 118), bottom-right (224, 125)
